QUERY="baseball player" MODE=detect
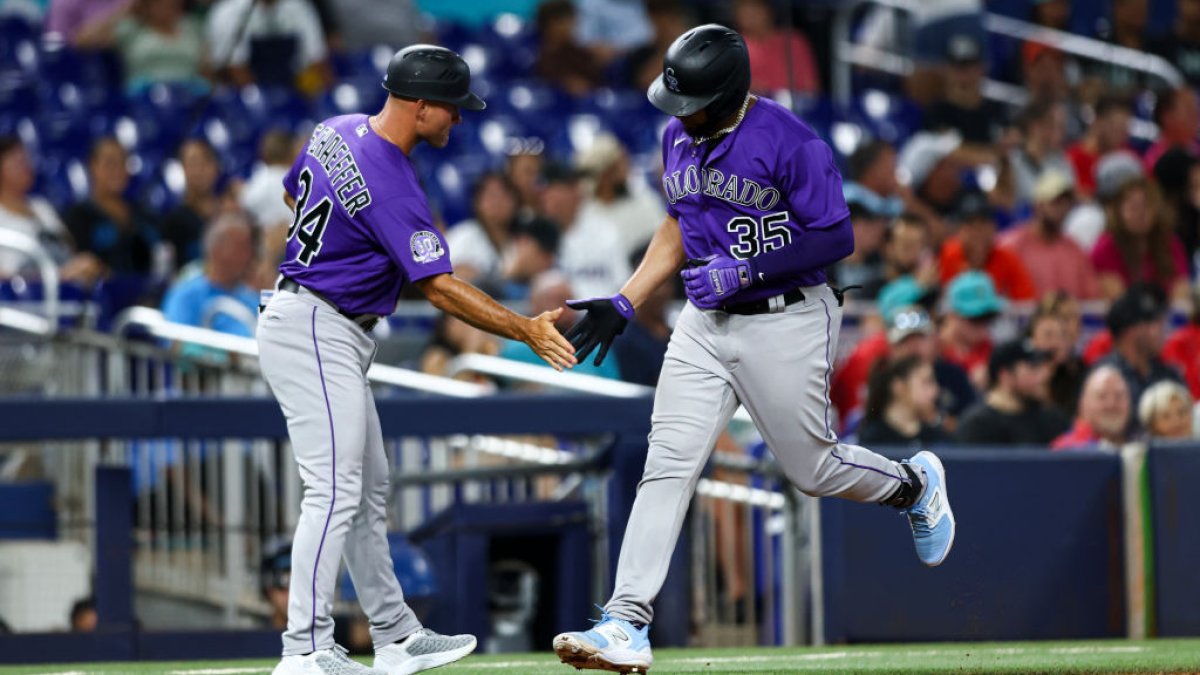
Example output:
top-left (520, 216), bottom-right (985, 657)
top-left (553, 25), bottom-right (956, 673)
top-left (257, 45), bottom-right (576, 675)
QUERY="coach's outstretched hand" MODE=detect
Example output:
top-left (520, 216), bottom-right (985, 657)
top-left (681, 254), bottom-right (753, 309)
top-left (564, 294), bottom-right (635, 366)
top-left (524, 308), bottom-right (578, 372)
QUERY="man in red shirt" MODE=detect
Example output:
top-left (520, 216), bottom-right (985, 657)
top-left (1065, 95), bottom-right (1133, 197)
top-left (998, 170), bottom-right (1100, 299)
top-left (939, 190), bottom-right (1037, 301)
top-left (1051, 364), bottom-right (1131, 451)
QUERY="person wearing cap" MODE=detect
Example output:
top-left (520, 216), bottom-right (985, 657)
top-left (1097, 284), bottom-right (1185, 431)
top-left (1064, 150), bottom-right (1145, 252)
top-left (541, 162), bottom-right (631, 299)
top-left (829, 183), bottom-right (892, 298)
top-left (955, 338), bottom-right (1070, 445)
top-left (1143, 86), bottom-right (1200, 174)
top-left (258, 45), bottom-right (578, 675)
top-left (938, 190), bottom-right (1037, 301)
top-left (859, 355), bottom-right (951, 446)
top-left (1065, 95), bottom-right (1134, 198)
top-left (1090, 175), bottom-right (1190, 302)
top-left (1051, 365), bottom-right (1132, 451)
top-left (998, 170), bottom-right (1099, 299)
top-left (897, 130), bottom-right (968, 225)
top-left (504, 138), bottom-right (546, 216)
top-left (1008, 99), bottom-right (1077, 210)
top-left (938, 270), bottom-right (1005, 390)
top-left (575, 133), bottom-right (664, 257)
top-left (924, 29), bottom-right (1008, 146)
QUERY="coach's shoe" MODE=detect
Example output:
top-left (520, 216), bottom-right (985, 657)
top-left (272, 645), bottom-right (387, 675)
top-left (902, 450), bottom-right (956, 567)
top-left (553, 611), bottom-right (653, 673)
top-left (374, 628), bottom-right (477, 675)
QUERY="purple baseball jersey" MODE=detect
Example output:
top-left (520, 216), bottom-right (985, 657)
top-left (661, 96), bottom-right (850, 302)
top-left (278, 114), bottom-right (452, 316)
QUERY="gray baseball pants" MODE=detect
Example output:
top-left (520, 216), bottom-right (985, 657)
top-left (258, 288), bottom-right (422, 655)
top-left (605, 285), bottom-right (912, 625)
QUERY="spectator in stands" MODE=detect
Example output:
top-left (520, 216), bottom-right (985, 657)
top-left (897, 130), bottom-right (968, 231)
top-left (923, 33), bottom-right (1007, 146)
top-left (1099, 284), bottom-right (1185, 430)
top-left (0, 136), bottom-right (103, 283)
top-left (499, 270), bottom-right (620, 379)
top-left (1164, 292), bottom-right (1200, 399)
top-left (1051, 365), bottom-right (1131, 451)
top-left (534, 0), bottom-right (603, 96)
top-left (1008, 100), bottom-right (1076, 209)
top-left (1151, 0), bottom-right (1200, 87)
top-left (260, 538), bottom-right (292, 631)
top-left (1154, 147), bottom-right (1200, 275)
top-left (505, 139), bottom-right (544, 216)
top-left (846, 140), bottom-right (903, 209)
top-left (939, 190), bottom-right (1037, 301)
top-left (1089, 0), bottom-right (1153, 91)
top-left (830, 184), bottom-right (890, 298)
top-left (64, 137), bottom-right (159, 277)
top-left (733, 0), bottom-right (820, 94)
top-left (1065, 150), bottom-right (1144, 252)
top-left (1139, 380), bottom-right (1196, 440)
top-left (1021, 43), bottom-right (1070, 108)
top-left (1091, 176), bottom-right (1190, 301)
top-left (613, 246), bottom-right (672, 387)
top-left (73, 0), bottom-right (207, 94)
top-left (859, 355), bottom-right (949, 446)
top-left (1030, 0), bottom-right (1070, 31)
top-left (879, 212), bottom-right (939, 291)
top-left (541, 163), bottom-right (629, 298)
top-left (161, 212), bottom-right (258, 336)
top-left (1066, 95), bottom-right (1134, 198)
top-left (1028, 297), bottom-right (1086, 417)
top-left (574, 0), bottom-right (652, 66)
top-left (499, 215), bottom-right (560, 299)
top-left (44, 0), bottom-right (125, 44)
top-left (323, 0), bottom-right (423, 52)
top-left (159, 138), bottom-right (222, 271)
top-left (1144, 87), bottom-right (1200, 173)
top-left (575, 133), bottom-right (663, 257)
top-left (998, 170), bottom-right (1099, 299)
top-left (446, 172), bottom-right (520, 284)
top-left (625, 0), bottom-right (690, 92)
top-left (240, 130), bottom-right (297, 233)
top-left (69, 596), bottom-right (97, 632)
top-left (205, 0), bottom-right (331, 93)
top-left (419, 313), bottom-right (499, 385)
top-left (939, 270), bottom-right (1005, 390)
top-left (956, 338), bottom-right (1070, 446)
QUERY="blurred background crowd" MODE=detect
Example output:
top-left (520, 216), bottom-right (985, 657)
top-left (1, 0), bottom-right (1200, 455)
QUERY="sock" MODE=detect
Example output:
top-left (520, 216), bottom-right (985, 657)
top-left (881, 461), bottom-right (925, 509)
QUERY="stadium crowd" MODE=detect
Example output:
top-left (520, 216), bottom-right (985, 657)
top-left (1, 0), bottom-right (1200, 452)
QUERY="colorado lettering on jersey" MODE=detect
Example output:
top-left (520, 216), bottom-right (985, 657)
top-left (306, 123), bottom-right (373, 216)
top-left (662, 165), bottom-right (782, 212)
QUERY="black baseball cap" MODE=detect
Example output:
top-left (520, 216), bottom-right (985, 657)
top-left (954, 189), bottom-right (993, 223)
top-left (1106, 284), bottom-right (1167, 337)
top-left (988, 338), bottom-right (1051, 382)
top-left (516, 215), bottom-right (561, 253)
top-left (541, 162), bottom-right (584, 185)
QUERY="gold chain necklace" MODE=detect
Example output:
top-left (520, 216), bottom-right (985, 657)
top-left (691, 95), bottom-right (753, 145)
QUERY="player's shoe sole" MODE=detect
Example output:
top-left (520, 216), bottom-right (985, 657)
top-left (553, 633), bottom-right (652, 673)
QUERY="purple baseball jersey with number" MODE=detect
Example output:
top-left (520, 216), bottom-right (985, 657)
top-left (278, 114), bottom-right (452, 315)
top-left (661, 97), bottom-right (850, 302)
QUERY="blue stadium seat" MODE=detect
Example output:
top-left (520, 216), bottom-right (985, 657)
top-left (0, 15), bottom-right (38, 75)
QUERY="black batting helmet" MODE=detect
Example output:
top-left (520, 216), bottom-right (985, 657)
top-left (382, 44), bottom-right (486, 111)
top-left (647, 24), bottom-right (750, 121)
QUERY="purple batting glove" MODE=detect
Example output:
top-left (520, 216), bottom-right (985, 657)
top-left (680, 254), bottom-right (754, 309)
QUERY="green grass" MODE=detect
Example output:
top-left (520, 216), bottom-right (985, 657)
top-left (3, 639), bottom-right (1200, 674)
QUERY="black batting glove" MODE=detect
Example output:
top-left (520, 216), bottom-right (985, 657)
top-left (563, 294), bottom-right (635, 366)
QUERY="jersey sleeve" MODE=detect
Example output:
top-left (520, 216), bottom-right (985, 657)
top-left (779, 138), bottom-right (850, 230)
top-left (365, 195), bottom-right (453, 283)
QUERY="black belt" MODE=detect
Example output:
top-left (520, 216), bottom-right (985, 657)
top-left (277, 277), bottom-right (380, 333)
top-left (720, 288), bottom-right (806, 315)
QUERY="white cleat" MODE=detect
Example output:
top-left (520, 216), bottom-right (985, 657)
top-left (373, 628), bottom-right (477, 675)
top-left (272, 645), bottom-right (386, 675)
top-left (553, 613), bottom-right (653, 673)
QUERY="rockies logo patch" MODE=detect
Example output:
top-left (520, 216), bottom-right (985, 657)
top-left (410, 230), bottom-right (445, 264)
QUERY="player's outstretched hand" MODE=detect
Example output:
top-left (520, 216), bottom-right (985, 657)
top-left (524, 308), bottom-right (578, 372)
top-left (563, 294), bottom-right (635, 366)
top-left (680, 254), bottom-right (753, 309)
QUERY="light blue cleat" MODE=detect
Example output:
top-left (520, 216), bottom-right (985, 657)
top-left (553, 611), bottom-right (652, 673)
top-left (903, 450), bottom-right (956, 566)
